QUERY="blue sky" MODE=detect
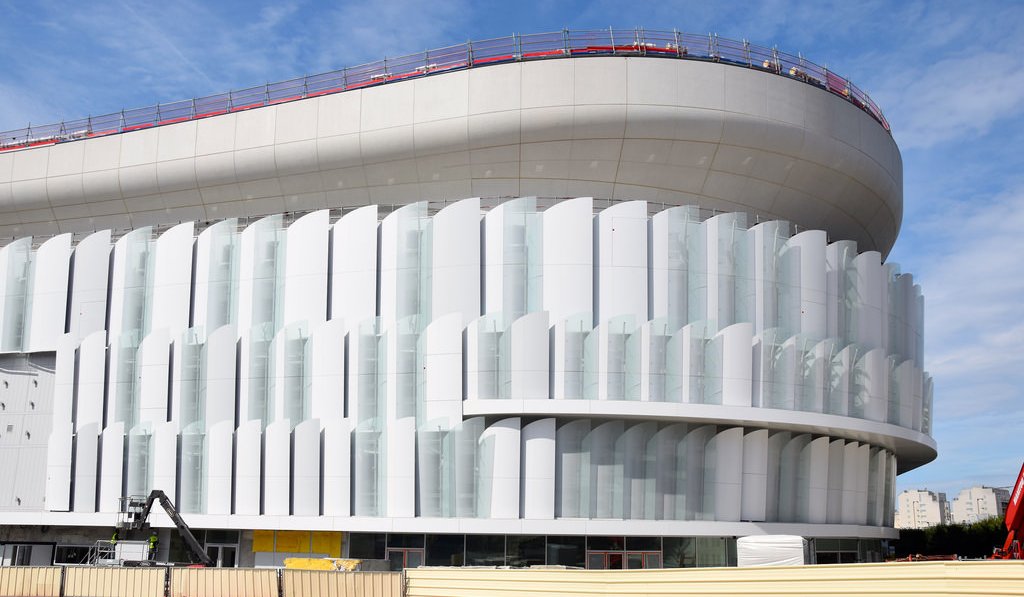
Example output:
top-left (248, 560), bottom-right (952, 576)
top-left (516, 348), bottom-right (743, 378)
top-left (1, 0), bottom-right (1022, 500)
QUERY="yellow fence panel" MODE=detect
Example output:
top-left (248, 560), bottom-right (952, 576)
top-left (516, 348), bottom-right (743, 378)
top-left (282, 570), bottom-right (404, 597)
top-left (63, 566), bottom-right (166, 597)
top-left (169, 567), bottom-right (278, 597)
top-left (0, 566), bottom-right (61, 597)
top-left (405, 561), bottom-right (1024, 597)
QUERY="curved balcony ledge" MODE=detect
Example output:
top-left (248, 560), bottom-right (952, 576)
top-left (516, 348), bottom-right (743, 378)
top-left (463, 398), bottom-right (937, 473)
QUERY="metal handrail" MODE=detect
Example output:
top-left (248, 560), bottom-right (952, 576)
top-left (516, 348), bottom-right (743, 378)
top-left (0, 27), bottom-right (889, 154)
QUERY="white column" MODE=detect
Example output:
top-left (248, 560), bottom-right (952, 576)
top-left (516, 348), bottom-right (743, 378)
top-left (521, 418), bottom-right (555, 519)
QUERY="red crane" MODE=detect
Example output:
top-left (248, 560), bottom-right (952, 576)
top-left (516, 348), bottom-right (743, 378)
top-left (993, 462), bottom-right (1024, 559)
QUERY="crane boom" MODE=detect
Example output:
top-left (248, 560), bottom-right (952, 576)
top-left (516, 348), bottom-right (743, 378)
top-left (121, 490), bottom-right (215, 566)
top-left (994, 462), bottom-right (1024, 559)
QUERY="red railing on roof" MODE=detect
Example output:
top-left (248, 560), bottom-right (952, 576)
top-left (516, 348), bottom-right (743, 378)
top-left (0, 28), bottom-right (890, 153)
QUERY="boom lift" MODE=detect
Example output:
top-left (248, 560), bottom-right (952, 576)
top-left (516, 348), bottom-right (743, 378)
top-left (118, 490), bottom-right (215, 566)
top-left (993, 462), bottom-right (1024, 559)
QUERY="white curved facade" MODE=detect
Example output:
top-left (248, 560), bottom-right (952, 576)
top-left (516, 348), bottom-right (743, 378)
top-left (0, 42), bottom-right (929, 568)
top-left (0, 56), bottom-right (900, 256)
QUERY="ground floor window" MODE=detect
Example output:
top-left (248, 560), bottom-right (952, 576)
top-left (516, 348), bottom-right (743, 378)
top-left (346, 533), bottom-right (743, 569)
top-left (53, 545), bottom-right (91, 565)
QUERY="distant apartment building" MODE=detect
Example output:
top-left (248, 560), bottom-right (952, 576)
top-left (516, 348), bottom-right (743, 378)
top-left (951, 487), bottom-right (1011, 524)
top-left (895, 490), bottom-right (950, 529)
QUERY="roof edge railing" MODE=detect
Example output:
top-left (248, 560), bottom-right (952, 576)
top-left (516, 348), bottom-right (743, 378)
top-left (0, 27), bottom-right (890, 153)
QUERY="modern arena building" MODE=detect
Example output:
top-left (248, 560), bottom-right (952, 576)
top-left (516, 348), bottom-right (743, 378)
top-left (0, 29), bottom-right (933, 568)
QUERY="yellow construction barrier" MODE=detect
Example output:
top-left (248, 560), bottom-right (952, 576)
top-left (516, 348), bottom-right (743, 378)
top-left (282, 570), bottom-right (404, 597)
top-left (405, 560), bottom-right (1024, 597)
top-left (169, 567), bottom-right (278, 597)
top-left (283, 557), bottom-right (362, 571)
top-left (0, 566), bottom-right (61, 597)
top-left (63, 566), bottom-right (165, 597)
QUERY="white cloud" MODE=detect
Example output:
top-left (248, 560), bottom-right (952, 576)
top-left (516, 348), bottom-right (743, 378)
top-left (877, 52), bottom-right (1024, 150)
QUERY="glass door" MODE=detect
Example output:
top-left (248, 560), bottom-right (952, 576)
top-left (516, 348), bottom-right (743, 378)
top-left (205, 544), bottom-right (238, 567)
top-left (586, 551), bottom-right (625, 569)
top-left (386, 548), bottom-right (424, 570)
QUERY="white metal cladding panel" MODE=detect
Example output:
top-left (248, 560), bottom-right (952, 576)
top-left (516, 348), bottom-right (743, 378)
top-left (0, 567), bottom-right (61, 597)
top-left (76, 331), bottom-right (107, 431)
top-left (330, 205), bottom-right (377, 327)
top-left (521, 418), bottom-right (555, 519)
top-left (419, 313), bottom-right (463, 430)
top-left (107, 227), bottom-right (150, 340)
top-left (67, 230), bottom-right (111, 343)
top-left (64, 565), bottom-right (165, 597)
top-left (98, 422), bottom-right (124, 512)
top-left (595, 200), bottom-right (648, 323)
top-left (24, 234), bottom-right (70, 352)
top-left (542, 197), bottom-right (592, 325)
top-left (44, 420), bottom-right (72, 510)
top-left (509, 312), bottom-right (549, 400)
top-left (293, 418), bottom-right (322, 516)
top-left (309, 319), bottom-right (345, 423)
top-left (234, 420), bottom-right (262, 515)
top-left (193, 218), bottom-right (239, 334)
top-left (282, 570), bottom-right (403, 597)
top-left (150, 221), bottom-right (194, 336)
top-left (0, 238), bottom-right (30, 352)
top-left (207, 420), bottom-right (234, 514)
top-left (264, 419), bottom-right (291, 515)
top-left (741, 429), bottom-right (769, 522)
top-left (430, 198), bottom-right (480, 323)
top-left (206, 324), bottom-right (239, 429)
top-left (283, 210), bottom-right (329, 328)
top-left (321, 419), bottom-right (351, 517)
top-left (73, 422), bottom-right (99, 512)
top-left (152, 421), bottom-right (178, 498)
top-left (137, 329), bottom-right (170, 426)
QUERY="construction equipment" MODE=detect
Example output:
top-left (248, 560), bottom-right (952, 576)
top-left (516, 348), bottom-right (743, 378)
top-left (992, 462), bottom-right (1024, 559)
top-left (118, 490), bottom-right (215, 566)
